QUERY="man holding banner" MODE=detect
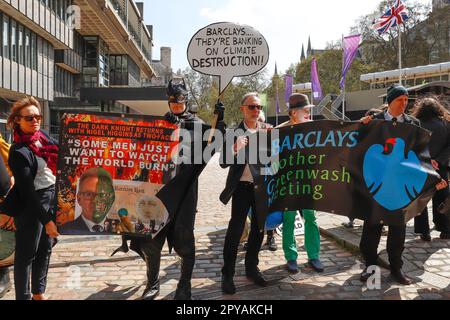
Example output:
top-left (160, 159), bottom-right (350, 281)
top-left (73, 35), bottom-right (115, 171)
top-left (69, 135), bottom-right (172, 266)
top-left (359, 84), bottom-right (448, 285)
top-left (276, 93), bottom-right (323, 274)
top-left (219, 92), bottom-right (272, 295)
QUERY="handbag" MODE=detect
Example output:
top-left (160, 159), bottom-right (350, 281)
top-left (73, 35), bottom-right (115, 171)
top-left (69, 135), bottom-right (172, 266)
top-left (0, 144), bottom-right (37, 217)
top-left (0, 185), bottom-right (24, 217)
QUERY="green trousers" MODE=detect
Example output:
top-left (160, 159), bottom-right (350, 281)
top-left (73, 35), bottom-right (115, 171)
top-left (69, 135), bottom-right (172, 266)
top-left (282, 210), bottom-right (320, 261)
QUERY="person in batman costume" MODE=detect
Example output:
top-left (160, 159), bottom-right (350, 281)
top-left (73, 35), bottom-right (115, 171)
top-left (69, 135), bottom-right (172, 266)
top-left (113, 78), bottom-right (225, 300)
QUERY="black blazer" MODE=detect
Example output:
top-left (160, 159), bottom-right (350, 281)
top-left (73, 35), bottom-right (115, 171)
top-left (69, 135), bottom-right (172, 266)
top-left (219, 121), bottom-right (272, 205)
top-left (373, 111), bottom-right (421, 127)
top-left (58, 215), bottom-right (114, 235)
top-left (419, 117), bottom-right (450, 169)
top-left (8, 130), bottom-right (57, 225)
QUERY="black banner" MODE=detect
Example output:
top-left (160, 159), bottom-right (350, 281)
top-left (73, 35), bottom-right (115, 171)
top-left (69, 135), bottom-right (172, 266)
top-left (250, 120), bottom-right (441, 228)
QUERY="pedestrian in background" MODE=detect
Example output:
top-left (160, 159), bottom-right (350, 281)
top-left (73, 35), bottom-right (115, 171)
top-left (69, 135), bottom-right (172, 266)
top-left (412, 96), bottom-right (450, 241)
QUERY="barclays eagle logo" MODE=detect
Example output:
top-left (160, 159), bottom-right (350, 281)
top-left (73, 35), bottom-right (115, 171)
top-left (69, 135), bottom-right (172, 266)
top-left (363, 137), bottom-right (428, 211)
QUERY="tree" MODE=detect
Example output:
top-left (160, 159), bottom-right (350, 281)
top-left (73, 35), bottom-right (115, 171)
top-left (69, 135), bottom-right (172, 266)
top-left (182, 67), bottom-right (270, 127)
top-left (294, 44), bottom-right (377, 97)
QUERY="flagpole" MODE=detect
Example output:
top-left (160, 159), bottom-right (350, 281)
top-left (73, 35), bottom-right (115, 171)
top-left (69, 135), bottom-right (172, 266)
top-left (398, 24), bottom-right (402, 85)
top-left (341, 34), bottom-right (346, 120)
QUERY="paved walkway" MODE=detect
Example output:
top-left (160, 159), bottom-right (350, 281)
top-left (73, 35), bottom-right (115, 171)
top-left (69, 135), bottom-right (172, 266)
top-left (2, 155), bottom-right (450, 300)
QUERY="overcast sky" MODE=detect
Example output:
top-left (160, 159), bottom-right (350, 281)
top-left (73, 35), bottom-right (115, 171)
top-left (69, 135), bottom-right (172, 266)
top-left (144, 0), bottom-right (431, 76)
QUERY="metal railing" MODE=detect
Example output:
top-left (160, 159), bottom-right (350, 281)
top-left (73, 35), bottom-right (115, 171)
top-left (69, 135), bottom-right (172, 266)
top-left (313, 94), bottom-right (333, 116)
top-left (315, 93), bottom-right (351, 121)
top-left (109, 0), bottom-right (127, 23)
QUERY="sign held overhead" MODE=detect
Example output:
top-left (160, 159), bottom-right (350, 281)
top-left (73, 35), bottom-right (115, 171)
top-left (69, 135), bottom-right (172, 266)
top-left (187, 22), bottom-right (269, 95)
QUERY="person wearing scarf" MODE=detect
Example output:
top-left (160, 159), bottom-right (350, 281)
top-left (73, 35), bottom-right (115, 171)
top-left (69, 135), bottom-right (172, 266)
top-left (7, 97), bottom-right (59, 300)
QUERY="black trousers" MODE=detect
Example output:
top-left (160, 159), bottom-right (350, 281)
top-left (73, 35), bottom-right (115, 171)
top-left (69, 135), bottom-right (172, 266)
top-left (139, 182), bottom-right (197, 288)
top-left (13, 186), bottom-right (54, 300)
top-left (360, 222), bottom-right (406, 271)
top-left (222, 182), bottom-right (264, 277)
top-left (414, 169), bottom-right (450, 234)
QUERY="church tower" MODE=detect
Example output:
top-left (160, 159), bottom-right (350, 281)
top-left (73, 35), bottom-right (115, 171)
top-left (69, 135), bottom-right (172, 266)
top-left (300, 44), bottom-right (306, 62)
top-left (307, 36), bottom-right (312, 57)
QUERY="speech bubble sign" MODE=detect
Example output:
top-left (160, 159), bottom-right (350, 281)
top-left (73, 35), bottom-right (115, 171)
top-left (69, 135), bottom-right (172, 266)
top-left (187, 22), bottom-right (270, 95)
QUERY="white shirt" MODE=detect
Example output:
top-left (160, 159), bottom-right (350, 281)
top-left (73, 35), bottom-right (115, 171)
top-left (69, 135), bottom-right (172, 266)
top-left (33, 141), bottom-right (56, 191)
top-left (239, 123), bottom-right (258, 183)
top-left (81, 214), bottom-right (106, 232)
top-left (384, 110), bottom-right (405, 123)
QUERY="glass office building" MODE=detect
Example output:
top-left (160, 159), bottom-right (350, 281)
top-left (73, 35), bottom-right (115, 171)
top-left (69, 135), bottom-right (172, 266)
top-left (0, 0), bottom-right (158, 140)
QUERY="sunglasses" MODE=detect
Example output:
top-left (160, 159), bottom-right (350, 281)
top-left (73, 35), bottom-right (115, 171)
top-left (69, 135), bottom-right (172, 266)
top-left (245, 104), bottom-right (263, 111)
top-left (19, 114), bottom-right (42, 122)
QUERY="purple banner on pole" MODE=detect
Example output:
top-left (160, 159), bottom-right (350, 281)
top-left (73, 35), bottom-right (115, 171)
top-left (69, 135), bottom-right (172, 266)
top-left (284, 74), bottom-right (293, 106)
top-left (311, 58), bottom-right (323, 102)
top-left (276, 81), bottom-right (280, 114)
top-left (340, 34), bottom-right (361, 90)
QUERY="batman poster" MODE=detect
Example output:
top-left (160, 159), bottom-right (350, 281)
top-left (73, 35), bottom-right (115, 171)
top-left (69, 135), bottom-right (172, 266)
top-left (250, 120), bottom-right (441, 228)
top-left (56, 112), bottom-right (180, 238)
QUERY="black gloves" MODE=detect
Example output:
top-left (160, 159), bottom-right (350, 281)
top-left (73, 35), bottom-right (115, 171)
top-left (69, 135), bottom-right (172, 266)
top-left (214, 101), bottom-right (225, 122)
top-left (165, 112), bottom-right (180, 124)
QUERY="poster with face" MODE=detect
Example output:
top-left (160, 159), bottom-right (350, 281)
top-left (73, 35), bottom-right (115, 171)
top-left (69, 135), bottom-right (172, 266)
top-left (56, 112), bottom-right (179, 238)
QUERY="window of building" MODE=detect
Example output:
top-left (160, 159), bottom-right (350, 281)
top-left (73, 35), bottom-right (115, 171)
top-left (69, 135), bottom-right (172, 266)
top-left (82, 36), bottom-right (109, 87)
top-left (10, 19), bottom-right (17, 62)
top-left (52, 0), bottom-right (57, 14)
top-left (25, 29), bottom-right (31, 68)
top-left (110, 55), bottom-right (128, 86)
top-left (82, 36), bottom-right (99, 87)
top-left (98, 38), bottom-right (109, 87)
top-left (2, 15), bottom-right (6, 59)
top-left (31, 33), bottom-right (37, 70)
top-left (59, 0), bottom-right (66, 20)
top-left (18, 24), bottom-right (24, 65)
top-left (0, 13), bottom-right (2, 58)
top-left (4, 15), bottom-right (10, 59)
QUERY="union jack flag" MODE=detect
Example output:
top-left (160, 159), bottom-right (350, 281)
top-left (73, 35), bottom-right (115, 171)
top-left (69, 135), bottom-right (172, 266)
top-left (373, 0), bottom-right (409, 35)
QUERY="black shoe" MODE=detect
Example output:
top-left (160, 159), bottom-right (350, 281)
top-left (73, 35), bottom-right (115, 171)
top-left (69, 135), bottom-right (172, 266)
top-left (0, 267), bottom-right (11, 299)
top-left (174, 282), bottom-right (192, 300)
top-left (221, 274), bottom-right (236, 295)
top-left (420, 233), bottom-right (432, 241)
top-left (440, 233), bottom-right (450, 240)
top-left (142, 282), bottom-right (160, 300)
top-left (390, 269), bottom-right (412, 285)
top-left (359, 267), bottom-right (375, 282)
top-left (308, 259), bottom-right (324, 273)
top-left (286, 260), bottom-right (299, 273)
top-left (342, 221), bottom-right (354, 228)
top-left (246, 269), bottom-right (267, 287)
top-left (266, 236), bottom-right (277, 251)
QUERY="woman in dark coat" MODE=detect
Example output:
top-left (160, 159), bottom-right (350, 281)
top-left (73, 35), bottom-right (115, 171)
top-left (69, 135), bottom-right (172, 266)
top-left (412, 96), bottom-right (450, 240)
top-left (7, 97), bottom-right (59, 300)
